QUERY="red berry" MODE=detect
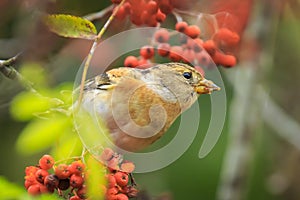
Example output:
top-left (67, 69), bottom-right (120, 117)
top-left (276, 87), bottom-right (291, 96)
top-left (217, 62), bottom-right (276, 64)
top-left (58, 178), bottom-right (70, 191)
top-left (69, 161), bottom-right (85, 175)
top-left (146, 1), bottom-right (158, 14)
top-left (175, 21), bottom-right (188, 32)
top-left (155, 9), bottom-right (166, 22)
top-left (141, 11), bottom-right (151, 25)
top-left (115, 193), bottom-right (129, 200)
top-left (39, 155), bottom-right (54, 170)
top-left (114, 6), bottom-right (127, 20)
top-left (107, 194), bottom-right (118, 200)
top-left (123, 2), bottom-right (131, 14)
top-left (24, 178), bottom-right (38, 189)
top-left (140, 45), bottom-right (155, 59)
top-left (70, 174), bottom-right (84, 188)
top-left (202, 40), bottom-right (217, 56)
top-left (107, 187), bottom-right (119, 195)
top-left (25, 166), bottom-right (39, 175)
top-left (185, 25), bottom-right (201, 39)
top-left (214, 28), bottom-right (240, 46)
top-left (130, 14), bottom-right (143, 26)
top-left (35, 169), bottom-right (49, 184)
top-left (111, 0), bottom-right (122, 3)
top-left (27, 184), bottom-right (40, 195)
top-left (70, 196), bottom-right (82, 200)
top-left (77, 185), bottom-right (87, 199)
top-left (137, 59), bottom-right (151, 69)
top-left (124, 56), bottom-right (139, 68)
top-left (168, 46), bottom-right (183, 62)
top-left (213, 52), bottom-right (237, 68)
top-left (158, 0), bottom-right (173, 14)
top-left (44, 174), bottom-right (59, 190)
top-left (114, 172), bottom-right (129, 187)
top-left (107, 174), bottom-right (117, 188)
top-left (157, 43), bottom-right (170, 57)
top-left (39, 183), bottom-right (53, 194)
top-left (120, 161), bottom-right (135, 173)
top-left (55, 164), bottom-right (71, 179)
top-left (154, 28), bottom-right (169, 43)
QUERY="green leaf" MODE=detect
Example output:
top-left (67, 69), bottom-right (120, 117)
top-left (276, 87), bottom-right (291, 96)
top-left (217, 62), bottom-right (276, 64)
top-left (0, 176), bottom-right (24, 199)
top-left (51, 130), bottom-right (83, 161)
top-left (16, 114), bottom-right (72, 155)
top-left (86, 155), bottom-right (106, 199)
top-left (44, 14), bottom-right (97, 39)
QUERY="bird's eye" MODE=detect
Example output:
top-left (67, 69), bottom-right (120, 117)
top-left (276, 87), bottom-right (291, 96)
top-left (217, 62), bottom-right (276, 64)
top-left (183, 71), bottom-right (192, 79)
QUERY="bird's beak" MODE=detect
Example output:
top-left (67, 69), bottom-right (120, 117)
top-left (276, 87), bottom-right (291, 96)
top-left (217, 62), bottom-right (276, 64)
top-left (195, 79), bottom-right (221, 94)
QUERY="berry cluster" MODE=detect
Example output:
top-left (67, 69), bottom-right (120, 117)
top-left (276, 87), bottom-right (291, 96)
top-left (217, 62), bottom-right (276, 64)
top-left (25, 155), bottom-right (86, 199)
top-left (123, 21), bottom-right (240, 70)
top-left (112, 0), bottom-right (175, 26)
top-left (24, 149), bottom-right (138, 200)
top-left (100, 148), bottom-right (138, 200)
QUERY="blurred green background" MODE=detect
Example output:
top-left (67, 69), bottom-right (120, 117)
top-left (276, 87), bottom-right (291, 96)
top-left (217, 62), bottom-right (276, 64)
top-left (1, 0), bottom-right (300, 200)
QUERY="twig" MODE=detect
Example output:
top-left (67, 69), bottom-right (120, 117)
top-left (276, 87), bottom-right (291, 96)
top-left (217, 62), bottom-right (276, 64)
top-left (77, 0), bottom-right (126, 107)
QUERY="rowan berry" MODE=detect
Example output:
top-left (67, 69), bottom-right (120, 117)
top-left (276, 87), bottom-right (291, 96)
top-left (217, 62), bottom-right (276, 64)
top-left (77, 185), bottom-right (87, 199)
top-left (213, 52), bottom-right (237, 68)
top-left (158, 0), bottom-right (173, 14)
top-left (168, 46), bottom-right (183, 62)
top-left (111, 0), bottom-right (122, 3)
top-left (39, 155), bottom-right (54, 170)
top-left (114, 6), bottom-right (127, 20)
top-left (146, 1), bottom-right (159, 14)
top-left (35, 169), bottom-right (49, 184)
top-left (154, 28), bottom-right (169, 43)
top-left (114, 172), bottom-right (129, 187)
top-left (107, 174), bottom-right (117, 188)
top-left (27, 184), bottom-right (40, 195)
top-left (157, 43), bottom-right (170, 57)
top-left (202, 40), bottom-right (217, 56)
top-left (175, 21), bottom-right (188, 32)
top-left (214, 28), bottom-right (240, 46)
top-left (68, 160), bottom-right (85, 175)
top-left (25, 166), bottom-right (39, 175)
top-left (55, 164), bottom-right (71, 179)
top-left (70, 174), bottom-right (84, 188)
top-left (70, 196), bottom-right (82, 200)
top-left (39, 183), bottom-right (53, 193)
top-left (124, 56), bottom-right (139, 68)
top-left (107, 194), bottom-right (118, 200)
top-left (140, 45), bottom-right (155, 59)
top-left (181, 49), bottom-right (195, 63)
top-left (107, 187), bottom-right (119, 195)
top-left (155, 9), bottom-right (166, 22)
top-left (44, 174), bottom-right (59, 190)
top-left (58, 178), bottom-right (70, 191)
top-left (185, 25), bottom-right (201, 39)
top-left (115, 193), bottom-right (129, 200)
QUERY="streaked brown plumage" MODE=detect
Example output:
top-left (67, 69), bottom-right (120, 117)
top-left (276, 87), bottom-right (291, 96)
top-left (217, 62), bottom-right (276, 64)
top-left (81, 63), bottom-right (220, 152)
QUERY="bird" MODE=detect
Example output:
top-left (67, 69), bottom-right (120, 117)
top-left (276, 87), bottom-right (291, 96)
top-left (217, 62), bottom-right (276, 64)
top-left (79, 62), bottom-right (220, 152)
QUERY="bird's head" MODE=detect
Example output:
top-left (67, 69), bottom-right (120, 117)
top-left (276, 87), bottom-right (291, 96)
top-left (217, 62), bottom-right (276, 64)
top-left (153, 63), bottom-right (220, 95)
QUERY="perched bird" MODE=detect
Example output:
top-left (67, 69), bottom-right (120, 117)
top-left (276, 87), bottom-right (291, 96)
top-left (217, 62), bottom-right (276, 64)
top-left (80, 62), bottom-right (220, 152)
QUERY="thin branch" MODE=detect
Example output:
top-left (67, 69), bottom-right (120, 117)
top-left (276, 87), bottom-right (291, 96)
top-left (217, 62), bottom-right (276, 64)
top-left (77, 0), bottom-right (126, 107)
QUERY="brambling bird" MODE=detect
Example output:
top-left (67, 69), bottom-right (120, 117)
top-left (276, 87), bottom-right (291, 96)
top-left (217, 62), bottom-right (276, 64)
top-left (80, 62), bottom-right (220, 152)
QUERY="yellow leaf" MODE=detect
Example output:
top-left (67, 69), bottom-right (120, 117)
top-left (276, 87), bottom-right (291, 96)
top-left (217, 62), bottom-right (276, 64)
top-left (44, 14), bottom-right (97, 40)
